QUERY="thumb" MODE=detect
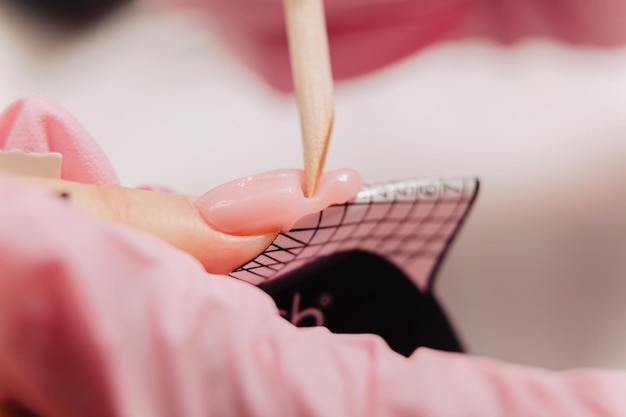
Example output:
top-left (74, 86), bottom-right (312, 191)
top-left (24, 167), bottom-right (362, 275)
top-left (27, 177), bottom-right (276, 275)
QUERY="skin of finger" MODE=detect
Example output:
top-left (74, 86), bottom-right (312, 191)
top-left (28, 179), bottom-right (276, 274)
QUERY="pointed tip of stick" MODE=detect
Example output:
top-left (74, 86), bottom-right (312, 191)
top-left (304, 154), bottom-right (324, 197)
top-left (303, 117), bottom-right (332, 198)
top-left (305, 169), bottom-right (320, 198)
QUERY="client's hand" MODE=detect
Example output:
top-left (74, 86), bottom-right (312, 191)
top-left (154, 0), bottom-right (626, 90)
top-left (0, 96), bottom-right (361, 274)
top-left (22, 177), bottom-right (277, 275)
top-left (0, 96), bottom-right (277, 274)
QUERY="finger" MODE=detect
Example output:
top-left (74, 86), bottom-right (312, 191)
top-left (22, 167), bottom-right (363, 274)
top-left (26, 178), bottom-right (276, 274)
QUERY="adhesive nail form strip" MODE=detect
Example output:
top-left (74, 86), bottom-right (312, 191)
top-left (231, 176), bottom-right (479, 291)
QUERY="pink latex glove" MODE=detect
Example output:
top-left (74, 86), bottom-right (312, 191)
top-left (0, 96), bottom-right (117, 185)
top-left (154, 0), bottom-right (626, 90)
top-left (1, 96), bottom-right (626, 416)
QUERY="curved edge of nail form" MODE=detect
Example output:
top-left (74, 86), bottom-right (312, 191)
top-left (195, 169), bottom-right (363, 235)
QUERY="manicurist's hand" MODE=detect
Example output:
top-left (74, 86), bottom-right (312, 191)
top-left (154, 0), bottom-right (626, 90)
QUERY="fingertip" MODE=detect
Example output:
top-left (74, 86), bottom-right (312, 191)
top-left (193, 232), bottom-right (276, 275)
top-left (194, 168), bottom-right (362, 236)
top-left (90, 186), bottom-right (278, 275)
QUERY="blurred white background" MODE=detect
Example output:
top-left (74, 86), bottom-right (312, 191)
top-left (1, 1), bottom-right (625, 370)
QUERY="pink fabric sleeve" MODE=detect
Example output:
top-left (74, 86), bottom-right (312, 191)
top-left (0, 178), bottom-right (625, 417)
top-left (155, 0), bottom-right (626, 90)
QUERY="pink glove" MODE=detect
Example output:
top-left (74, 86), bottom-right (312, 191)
top-left (155, 0), bottom-right (626, 90)
top-left (1, 177), bottom-right (626, 416)
top-left (0, 96), bottom-right (117, 185)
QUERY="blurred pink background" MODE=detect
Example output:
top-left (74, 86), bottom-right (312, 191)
top-left (0, 1), bottom-right (625, 371)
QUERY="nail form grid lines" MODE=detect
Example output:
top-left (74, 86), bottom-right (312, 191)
top-left (230, 177), bottom-right (479, 291)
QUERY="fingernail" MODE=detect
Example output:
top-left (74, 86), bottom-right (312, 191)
top-left (195, 169), bottom-right (362, 235)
